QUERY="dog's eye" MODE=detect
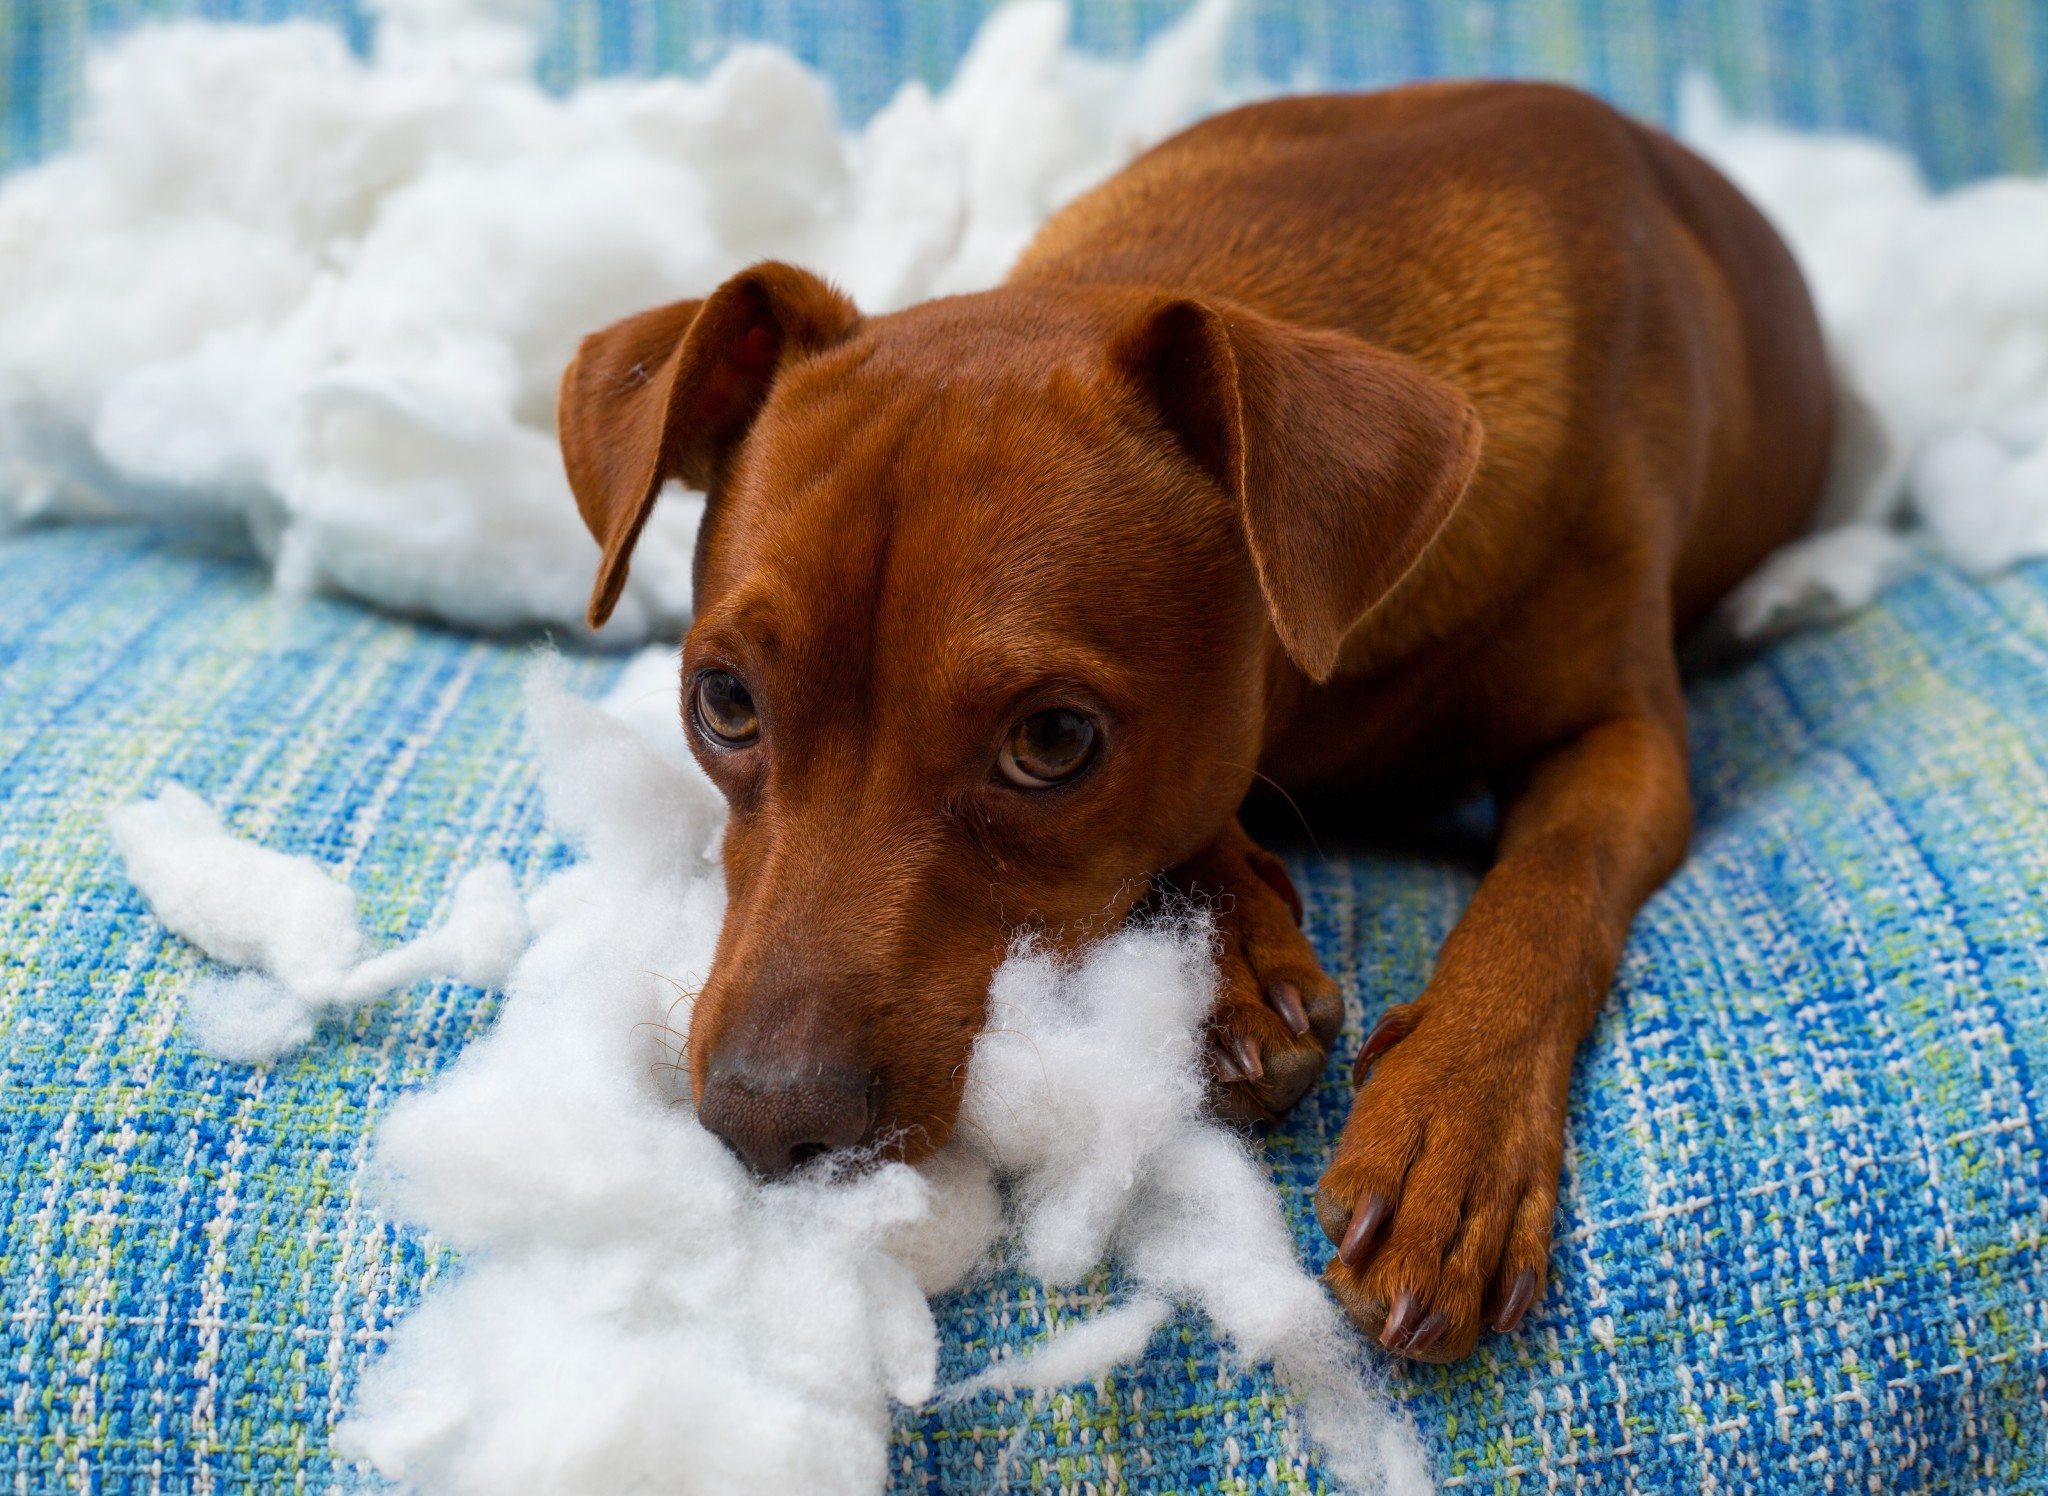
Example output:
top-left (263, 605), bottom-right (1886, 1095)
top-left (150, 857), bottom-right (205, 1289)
top-left (998, 708), bottom-right (1098, 788)
top-left (693, 670), bottom-right (759, 748)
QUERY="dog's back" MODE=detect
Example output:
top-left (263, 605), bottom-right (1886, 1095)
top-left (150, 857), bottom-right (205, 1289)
top-left (1015, 84), bottom-right (1833, 787)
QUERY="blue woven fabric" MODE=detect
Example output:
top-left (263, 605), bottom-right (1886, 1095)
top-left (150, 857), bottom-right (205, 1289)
top-left (2, 521), bottom-right (2045, 1490)
top-left (2, 0), bottom-right (2045, 184)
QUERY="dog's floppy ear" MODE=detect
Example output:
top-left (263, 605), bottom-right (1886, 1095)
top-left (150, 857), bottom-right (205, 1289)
top-left (1112, 298), bottom-right (1482, 681)
top-left (557, 261), bottom-right (860, 628)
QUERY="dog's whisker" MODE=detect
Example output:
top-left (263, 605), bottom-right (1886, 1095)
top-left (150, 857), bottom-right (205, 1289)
top-left (1213, 759), bottom-right (1324, 859)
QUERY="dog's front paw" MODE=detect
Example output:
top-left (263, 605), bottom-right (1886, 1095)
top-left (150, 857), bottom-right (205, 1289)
top-left (1162, 827), bottom-right (1343, 1124)
top-left (1314, 1007), bottom-right (1568, 1361)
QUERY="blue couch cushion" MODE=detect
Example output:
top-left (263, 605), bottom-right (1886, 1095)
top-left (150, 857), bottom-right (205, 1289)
top-left (1, 522), bottom-right (2043, 1490)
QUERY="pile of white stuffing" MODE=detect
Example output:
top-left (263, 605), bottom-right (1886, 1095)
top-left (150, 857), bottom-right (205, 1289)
top-left (3, 0), bottom-right (2048, 639)
top-left (112, 649), bottom-right (1431, 1496)
top-left (1676, 79), bottom-right (2048, 638)
top-left (0, 0), bottom-right (1236, 637)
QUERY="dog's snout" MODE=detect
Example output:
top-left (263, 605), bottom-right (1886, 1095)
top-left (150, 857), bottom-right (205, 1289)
top-left (697, 1053), bottom-right (874, 1178)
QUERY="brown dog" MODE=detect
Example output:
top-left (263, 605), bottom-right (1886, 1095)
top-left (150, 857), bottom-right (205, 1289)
top-left (555, 82), bottom-right (1832, 1363)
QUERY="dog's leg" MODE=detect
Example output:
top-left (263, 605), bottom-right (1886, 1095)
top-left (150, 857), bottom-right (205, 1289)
top-left (1161, 822), bottom-right (1345, 1123)
top-left (1315, 701), bottom-right (1691, 1361)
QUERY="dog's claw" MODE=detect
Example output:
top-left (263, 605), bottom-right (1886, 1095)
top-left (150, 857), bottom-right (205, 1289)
top-left (1230, 1032), bottom-right (1264, 1083)
top-left (1381, 1290), bottom-right (1422, 1350)
top-left (1493, 1268), bottom-right (1538, 1334)
top-left (1338, 1191), bottom-right (1389, 1268)
top-left (1402, 1310), bottom-right (1450, 1357)
top-left (1351, 1005), bottom-right (1416, 1086)
top-left (1265, 981), bottom-right (1311, 1037)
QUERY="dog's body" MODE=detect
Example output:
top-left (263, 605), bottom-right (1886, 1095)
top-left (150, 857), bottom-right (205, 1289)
top-left (558, 83), bottom-right (1832, 1363)
top-left (1022, 85), bottom-right (1828, 791)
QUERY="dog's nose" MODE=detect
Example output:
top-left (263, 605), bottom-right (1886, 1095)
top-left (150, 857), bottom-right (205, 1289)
top-left (696, 1055), bottom-right (874, 1177)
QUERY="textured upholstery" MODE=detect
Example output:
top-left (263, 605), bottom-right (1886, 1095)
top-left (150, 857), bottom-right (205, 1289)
top-left (3, 525), bottom-right (2044, 1490)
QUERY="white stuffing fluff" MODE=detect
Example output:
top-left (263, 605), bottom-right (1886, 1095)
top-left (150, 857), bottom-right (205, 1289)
top-left (0, 0), bottom-right (1232, 638)
top-left (107, 785), bottom-right (528, 1060)
top-left (4, 4), bottom-right (2047, 640)
top-left (1678, 78), bottom-right (2048, 637)
top-left (950, 1294), bottom-right (1175, 1396)
top-left (111, 654), bottom-right (1431, 1495)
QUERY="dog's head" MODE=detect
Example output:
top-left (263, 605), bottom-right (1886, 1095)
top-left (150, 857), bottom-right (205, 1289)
top-left (558, 261), bottom-right (1479, 1175)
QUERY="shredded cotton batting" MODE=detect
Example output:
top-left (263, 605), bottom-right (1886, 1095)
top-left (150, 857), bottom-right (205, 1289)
top-left (110, 653), bottom-right (1431, 1496)
top-left (1677, 78), bottom-right (2048, 638)
top-left (107, 785), bottom-right (529, 1061)
top-left (0, 0), bottom-right (1234, 638)
top-left (4, 0), bottom-right (2047, 640)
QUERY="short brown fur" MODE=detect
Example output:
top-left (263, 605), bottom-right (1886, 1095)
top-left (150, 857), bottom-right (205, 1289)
top-left (557, 83), bottom-right (1831, 1361)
